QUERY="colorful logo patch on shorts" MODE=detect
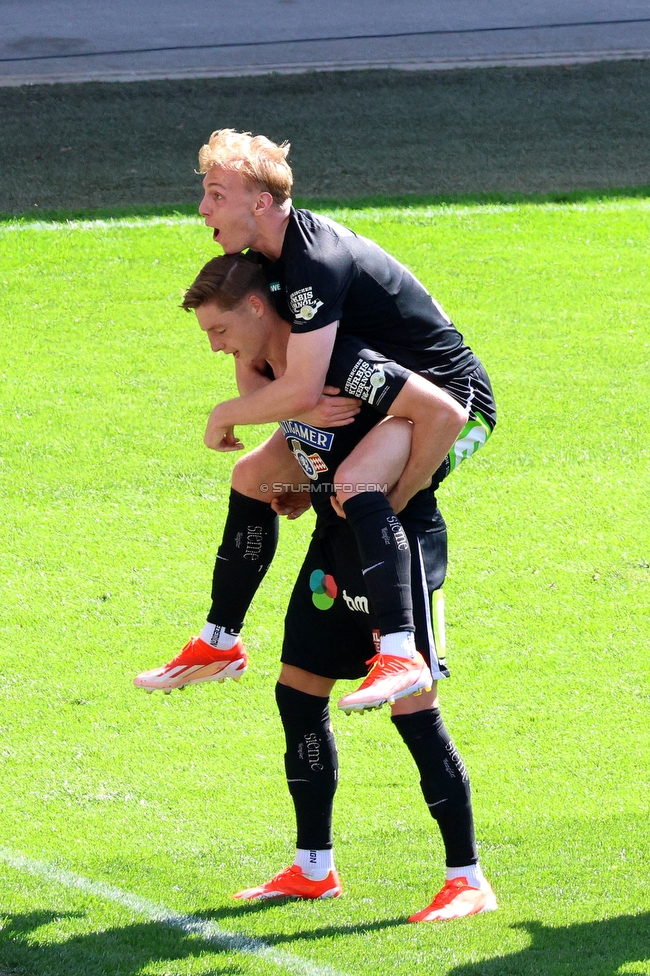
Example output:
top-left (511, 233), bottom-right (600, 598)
top-left (309, 569), bottom-right (338, 610)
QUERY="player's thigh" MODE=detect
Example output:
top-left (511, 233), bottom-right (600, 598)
top-left (278, 664), bottom-right (336, 697)
top-left (334, 416), bottom-right (412, 501)
top-left (232, 427), bottom-right (307, 500)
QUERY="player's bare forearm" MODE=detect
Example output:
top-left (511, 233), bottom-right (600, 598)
top-left (204, 324), bottom-right (338, 449)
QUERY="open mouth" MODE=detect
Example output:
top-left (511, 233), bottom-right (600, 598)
top-left (213, 229), bottom-right (220, 242)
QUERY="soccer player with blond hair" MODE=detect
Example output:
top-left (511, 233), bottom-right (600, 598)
top-left (137, 254), bottom-right (497, 921)
top-left (188, 129), bottom-right (496, 714)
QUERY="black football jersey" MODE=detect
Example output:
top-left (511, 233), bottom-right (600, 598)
top-left (253, 208), bottom-right (478, 382)
top-left (279, 333), bottom-right (438, 530)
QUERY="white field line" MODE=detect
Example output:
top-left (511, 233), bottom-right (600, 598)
top-left (0, 845), bottom-right (349, 976)
top-left (0, 215), bottom-right (205, 232)
top-left (0, 197), bottom-right (649, 235)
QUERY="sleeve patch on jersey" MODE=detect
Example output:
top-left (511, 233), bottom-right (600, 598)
top-left (289, 286), bottom-right (324, 321)
top-left (344, 359), bottom-right (388, 405)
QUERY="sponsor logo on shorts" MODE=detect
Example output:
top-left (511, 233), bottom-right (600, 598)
top-left (342, 589), bottom-right (369, 614)
top-left (344, 359), bottom-right (388, 405)
top-left (289, 286), bottom-right (324, 322)
top-left (309, 569), bottom-right (338, 610)
top-left (289, 438), bottom-right (328, 481)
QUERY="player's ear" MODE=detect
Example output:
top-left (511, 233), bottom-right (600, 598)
top-left (254, 191), bottom-right (274, 215)
top-left (248, 293), bottom-right (266, 317)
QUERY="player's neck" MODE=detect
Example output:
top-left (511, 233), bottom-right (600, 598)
top-left (263, 321), bottom-right (291, 378)
top-left (250, 200), bottom-right (292, 260)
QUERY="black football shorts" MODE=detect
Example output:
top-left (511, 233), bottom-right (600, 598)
top-left (281, 510), bottom-right (450, 681)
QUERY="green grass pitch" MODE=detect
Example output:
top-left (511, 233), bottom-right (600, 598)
top-left (1, 198), bottom-right (649, 976)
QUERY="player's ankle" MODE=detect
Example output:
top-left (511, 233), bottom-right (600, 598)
top-left (446, 862), bottom-right (485, 889)
top-left (294, 848), bottom-right (335, 881)
top-left (200, 622), bottom-right (240, 650)
top-left (380, 632), bottom-right (416, 659)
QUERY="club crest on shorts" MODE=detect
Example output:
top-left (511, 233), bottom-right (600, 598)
top-left (289, 438), bottom-right (328, 481)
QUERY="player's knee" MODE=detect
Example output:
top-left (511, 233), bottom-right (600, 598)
top-left (231, 451), bottom-right (267, 499)
top-left (392, 707), bottom-right (471, 811)
top-left (275, 683), bottom-right (338, 792)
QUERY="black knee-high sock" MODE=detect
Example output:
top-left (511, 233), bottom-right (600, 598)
top-left (275, 683), bottom-right (338, 850)
top-left (341, 491), bottom-right (414, 635)
top-left (392, 708), bottom-right (477, 867)
top-left (207, 489), bottom-right (278, 633)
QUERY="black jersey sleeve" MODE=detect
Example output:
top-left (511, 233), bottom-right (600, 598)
top-left (326, 333), bottom-right (412, 415)
top-left (284, 211), bottom-right (356, 333)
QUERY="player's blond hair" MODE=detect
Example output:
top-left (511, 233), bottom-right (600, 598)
top-left (198, 129), bottom-right (292, 205)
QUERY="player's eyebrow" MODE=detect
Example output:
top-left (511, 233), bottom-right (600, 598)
top-left (205, 176), bottom-right (227, 191)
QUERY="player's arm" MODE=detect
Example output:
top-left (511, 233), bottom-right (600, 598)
top-left (204, 323), bottom-right (338, 449)
top-left (326, 335), bottom-right (467, 513)
top-left (204, 357), bottom-right (275, 452)
top-left (235, 357), bottom-right (273, 396)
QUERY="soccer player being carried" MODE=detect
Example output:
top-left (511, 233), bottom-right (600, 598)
top-left (140, 254), bottom-right (498, 921)
top-left (136, 127), bottom-right (496, 716)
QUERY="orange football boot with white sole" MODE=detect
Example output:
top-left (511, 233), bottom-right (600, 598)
top-left (409, 877), bottom-right (498, 922)
top-left (337, 651), bottom-right (432, 714)
top-left (134, 636), bottom-right (247, 693)
top-left (232, 864), bottom-right (342, 901)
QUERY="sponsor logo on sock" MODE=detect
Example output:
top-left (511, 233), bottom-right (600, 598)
top-left (304, 732), bottom-right (323, 771)
top-left (243, 525), bottom-right (264, 561)
top-left (445, 741), bottom-right (469, 782)
top-left (342, 589), bottom-right (369, 614)
top-left (386, 515), bottom-right (409, 551)
top-left (309, 851), bottom-right (317, 864)
top-left (208, 626), bottom-right (223, 648)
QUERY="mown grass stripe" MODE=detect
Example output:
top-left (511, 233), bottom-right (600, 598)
top-left (0, 846), bottom-right (349, 976)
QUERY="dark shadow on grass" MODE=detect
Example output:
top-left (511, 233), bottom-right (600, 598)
top-left (3, 908), bottom-right (650, 975)
top-left (2, 184), bottom-right (649, 225)
top-left (0, 905), bottom-right (405, 976)
top-left (448, 912), bottom-right (650, 976)
top-left (0, 912), bottom-right (248, 976)
top-left (190, 906), bottom-right (408, 942)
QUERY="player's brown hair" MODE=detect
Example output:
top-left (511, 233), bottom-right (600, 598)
top-left (182, 254), bottom-right (270, 312)
top-left (198, 128), bottom-right (292, 205)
